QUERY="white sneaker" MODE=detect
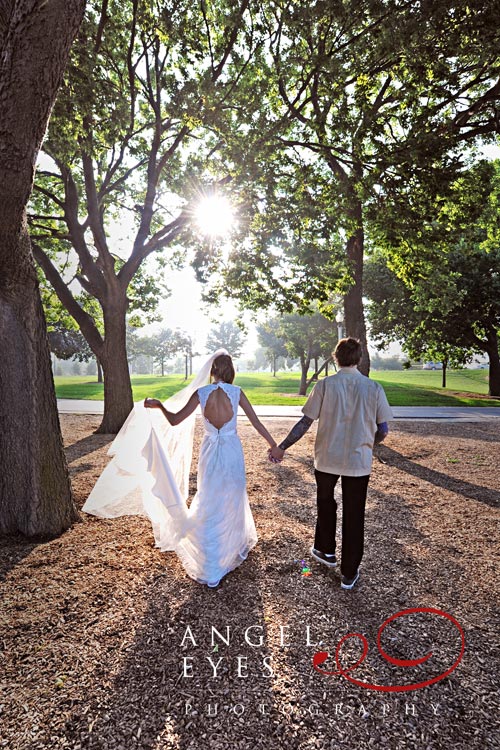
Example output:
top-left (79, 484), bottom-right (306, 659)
top-left (341, 570), bottom-right (360, 590)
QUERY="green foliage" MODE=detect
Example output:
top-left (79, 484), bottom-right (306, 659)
top-left (275, 312), bottom-right (336, 364)
top-left (30, 0), bottom-right (263, 371)
top-left (192, 0), bottom-right (500, 354)
top-left (47, 321), bottom-right (90, 361)
top-left (370, 353), bottom-right (404, 371)
top-left (256, 322), bottom-right (287, 363)
top-left (366, 160), bottom-right (500, 376)
top-left (149, 328), bottom-right (191, 371)
top-left (38, 269), bottom-right (78, 332)
top-left (31, 0), bottom-right (500, 400)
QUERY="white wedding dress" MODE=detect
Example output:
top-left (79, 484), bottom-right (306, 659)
top-left (82, 351), bottom-right (257, 587)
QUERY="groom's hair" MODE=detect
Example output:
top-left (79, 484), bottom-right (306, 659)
top-left (334, 338), bottom-right (362, 367)
top-left (211, 354), bottom-right (235, 383)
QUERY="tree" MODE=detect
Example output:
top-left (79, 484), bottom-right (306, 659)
top-left (256, 322), bottom-right (287, 376)
top-left (42, 287), bottom-right (105, 379)
top-left (206, 321), bottom-right (246, 358)
top-left (31, 0), bottom-right (261, 433)
top-left (150, 328), bottom-right (187, 377)
top-left (195, 0), bottom-right (500, 376)
top-left (370, 353), bottom-right (403, 372)
top-left (366, 161), bottom-right (500, 395)
top-left (179, 333), bottom-right (196, 379)
top-left (276, 313), bottom-right (336, 396)
top-left (0, 0), bottom-right (86, 537)
top-left (365, 255), bottom-right (475, 388)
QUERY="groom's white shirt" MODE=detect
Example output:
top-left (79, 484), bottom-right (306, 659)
top-left (302, 367), bottom-right (393, 476)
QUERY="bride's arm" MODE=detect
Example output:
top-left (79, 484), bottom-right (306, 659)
top-left (239, 390), bottom-right (277, 448)
top-left (144, 392), bottom-right (200, 425)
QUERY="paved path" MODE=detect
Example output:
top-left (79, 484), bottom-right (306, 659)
top-left (57, 399), bottom-right (500, 422)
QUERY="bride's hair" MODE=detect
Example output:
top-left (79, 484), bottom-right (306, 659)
top-left (210, 354), bottom-right (235, 384)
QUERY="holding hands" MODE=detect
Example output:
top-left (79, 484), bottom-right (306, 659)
top-left (266, 415), bottom-right (314, 464)
top-left (268, 444), bottom-right (285, 464)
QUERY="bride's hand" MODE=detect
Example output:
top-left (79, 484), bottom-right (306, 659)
top-left (144, 398), bottom-right (162, 409)
top-left (268, 447), bottom-right (283, 464)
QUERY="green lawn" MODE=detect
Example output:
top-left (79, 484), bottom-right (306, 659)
top-left (54, 368), bottom-right (499, 407)
top-left (370, 368), bottom-right (494, 406)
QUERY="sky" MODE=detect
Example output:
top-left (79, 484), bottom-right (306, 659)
top-left (142, 263), bottom-right (261, 360)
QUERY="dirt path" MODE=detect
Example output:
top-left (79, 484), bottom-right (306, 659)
top-left (1, 417), bottom-right (499, 750)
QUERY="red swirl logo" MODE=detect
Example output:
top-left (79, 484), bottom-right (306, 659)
top-left (312, 607), bottom-right (465, 692)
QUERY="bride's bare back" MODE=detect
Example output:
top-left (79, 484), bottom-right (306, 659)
top-left (203, 387), bottom-right (234, 429)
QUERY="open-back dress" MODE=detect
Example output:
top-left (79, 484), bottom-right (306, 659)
top-left (82, 372), bottom-right (257, 588)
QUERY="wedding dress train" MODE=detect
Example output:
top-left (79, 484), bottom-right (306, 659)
top-left (82, 351), bottom-right (257, 587)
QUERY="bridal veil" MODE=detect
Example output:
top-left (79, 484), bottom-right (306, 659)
top-left (82, 348), bottom-right (229, 550)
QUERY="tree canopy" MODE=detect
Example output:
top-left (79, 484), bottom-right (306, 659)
top-left (192, 0), bottom-right (500, 375)
top-left (272, 312), bottom-right (337, 395)
top-left (31, 0), bottom-right (263, 431)
top-left (256, 322), bottom-right (288, 376)
top-left (365, 160), bottom-right (500, 395)
top-left (206, 320), bottom-right (246, 358)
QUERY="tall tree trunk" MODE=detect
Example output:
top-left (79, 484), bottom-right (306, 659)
top-left (0, 0), bottom-right (85, 537)
top-left (97, 304), bottom-right (133, 434)
top-left (0, 245), bottom-right (78, 536)
top-left (344, 199), bottom-right (370, 376)
top-left (489, 355), bottom-right (500, 397)
top-left (298, 354), bottom-right (310, 396)
top-left (273, 354), bottom-right (277, 377)
top-left (96, 358), bottom-right (103, 383)
top-left (486, 333), bottom-right (500, 397)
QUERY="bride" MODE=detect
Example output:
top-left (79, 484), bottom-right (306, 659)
top-left (82, 350), bottom-right (278, 588)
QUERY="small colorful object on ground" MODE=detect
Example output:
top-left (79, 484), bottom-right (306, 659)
top-left (301, 559), bottom-right (312, 577)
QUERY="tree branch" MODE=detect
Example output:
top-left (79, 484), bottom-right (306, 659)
top-left (32, 241), bottom-right (104, 355)
top-left (201, 0), bottom-right (215, 75)
top-left (94, 0), bottom-right (109, 55)
top-left (32, 183), bottom-right (65, 208)
top-left (119, 211), bottom-right (189, 288)
top-left (80, 148), bottom-right (114, 274)
top-left (452, 75), bottom-right (500, 135)
top-left (212, 0), bottom-right (251, 81)
top-left (57, 161), bottom-right (107, 296)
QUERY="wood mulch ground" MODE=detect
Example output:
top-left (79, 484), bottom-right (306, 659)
top-left (1, 416), bottom-right (499, 750)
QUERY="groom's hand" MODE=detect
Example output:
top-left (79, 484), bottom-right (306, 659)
top-left (269, 445), bottom-right (285, 462)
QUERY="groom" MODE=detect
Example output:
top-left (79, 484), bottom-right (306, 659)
top-left (270, 338), bottom-right (393, 590)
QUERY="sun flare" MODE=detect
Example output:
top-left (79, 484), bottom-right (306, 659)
top-left (194, 195), bottom-right (235, 237)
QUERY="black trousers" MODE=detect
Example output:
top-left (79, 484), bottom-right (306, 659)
top-left (314, 469), bottom-right (370, 578)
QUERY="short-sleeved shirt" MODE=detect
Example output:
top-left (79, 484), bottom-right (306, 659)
top-left (302, 367), bottom-right (393, 477)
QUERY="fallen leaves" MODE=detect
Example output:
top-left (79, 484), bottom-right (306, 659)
top-left (0, 416), bottom-right (499, 749)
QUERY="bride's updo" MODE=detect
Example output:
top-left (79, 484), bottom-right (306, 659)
top-left (210, 354), bottom-right (235, 384)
